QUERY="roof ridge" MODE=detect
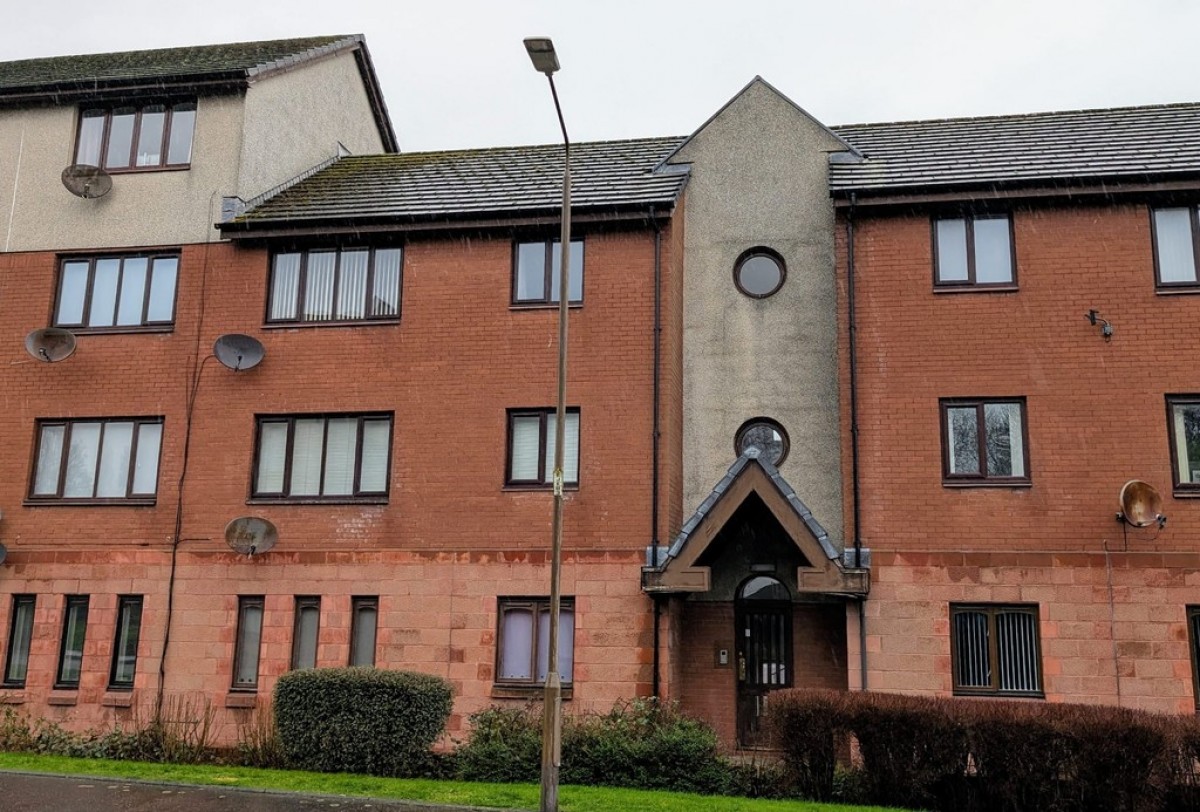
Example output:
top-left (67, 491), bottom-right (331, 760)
top-left (338, 135), bottom-right (688, 162)
top-left (0, 34), bottom-right (356, 70)
top-left (833, 100), bottom-right (1200, 132)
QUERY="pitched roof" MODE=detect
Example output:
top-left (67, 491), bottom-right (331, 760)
top-left (223, 136), bottom-right (689, 233)
top-left (0, 34), bottom-right (396, 152)
top-left (829, 102), bottom-right (1200, 196)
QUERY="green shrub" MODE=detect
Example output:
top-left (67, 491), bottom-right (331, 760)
top-left (456, 705), bottom-right (542, 783)
top-left (458, 698), bottom-right (730, 794)
top-left (274, 667), bottom-right (453, 777)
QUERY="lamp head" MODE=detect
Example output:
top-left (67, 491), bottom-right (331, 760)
top-left (524, 37), bottom-right (560, 75)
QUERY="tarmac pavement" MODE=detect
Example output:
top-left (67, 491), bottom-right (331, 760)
top-left (0, 771), bottom-right (507, 812)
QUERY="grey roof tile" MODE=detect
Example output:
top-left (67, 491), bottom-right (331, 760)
top-left (226, 136), bottom-right (688, 229)
top-left (829, 102), bottom-right (1200, 194)
top-left (0, 35), bottom-right (359, 93)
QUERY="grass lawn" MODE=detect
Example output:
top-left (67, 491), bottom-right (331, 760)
top-left (0, 752), bottom-right (905, 812)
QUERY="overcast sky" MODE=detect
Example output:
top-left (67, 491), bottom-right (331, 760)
top-left (6, 1), bottom-right (1199, 152)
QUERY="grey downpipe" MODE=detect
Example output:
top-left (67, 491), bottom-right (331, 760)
top-left (649, 206), bottom-right (663, 699)
top-left (846, 192), bottom-right (867, 690)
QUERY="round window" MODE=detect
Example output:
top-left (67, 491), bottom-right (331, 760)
top-left (733, 248), bottom-right (786, 298)
top-left (735, 418), bottom-right (789, 466)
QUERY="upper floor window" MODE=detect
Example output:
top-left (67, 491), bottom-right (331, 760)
top-left (30, 417), bottom-right (163, 503)
top-left (1167, 396), bottom-right (1200, 491)
top-left (507, 408), bottom-right (580, 488)
top-left (735, 417), bottom-right (790, 466)
top-left (1152, 207), bottom-right (1200, 288)
top-left (268, 248), bottom-right (402, 325)
top-left (76, 101), bottom-right (196, 171)
top-left (733, 247), bottom-right (786, 299)
top-left (253, 414), bottom-right (392, 501)
top-left (934, 214), bottom-right (1015, 288)
top-left (941, 399), bottom-right (1028, 485)
top-left (55, 254), bottom-right (178, 331)
top-left (951, 603), bottom-right (1042, 697)
top-left (513, 240), bottom-right (583, 305)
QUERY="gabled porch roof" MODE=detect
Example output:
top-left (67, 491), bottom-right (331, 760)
top-left (644, 448), bottom-right (869, 596)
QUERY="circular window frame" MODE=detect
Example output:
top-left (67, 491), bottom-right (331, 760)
top-left (734, 417), bottom-right (790, 466)
top-left (733, 247), bottom-right (787, 299)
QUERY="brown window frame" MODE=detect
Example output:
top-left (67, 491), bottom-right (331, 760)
top-left (28, 417), bottom-right (164, 504)
top-left (250, 413), bottom-right (393, 503)
top-left (1166, 395), bottom-right (1200, 494)
top-left (349, 596), bottom-right (378, 667)
top-left (950, 603), bottom-right (1043, 698)
top-left (734, 417), bottom-right (790, 466)
top-left (932, 213), bottom-right (1017, 289)
top-left (3, 595), bottom-right (36, 688)
top-left (231, 596), bottom-right (264, 692)
top-left (505, 407), bottom-right (581, 489)
top-left (290, 596), bottom-right (321, 671)
top-left (54, 252), bottom-right (180, 333)
top-left (55, 595), bottom-right (90, 690)
top-left (74, 100), bottom-right (196, 172)
top-left (108, 595), bottom-right (143, 690)
top-left (939, 398), bottom-right (1031, 486)
top-left (511, 239), bottom-right (585, 306)
top-left (494, 596), bottom-right (575, 690)
top-left (1150, 206), bottom-right (1200, 290)
top-left (265, 247), bottom-right (403, 326)
top-left (733, 247), bottom-right (787, 299)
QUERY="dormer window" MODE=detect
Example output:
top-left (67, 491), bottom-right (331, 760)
top-left (75, 101), bottom-right (196, 171)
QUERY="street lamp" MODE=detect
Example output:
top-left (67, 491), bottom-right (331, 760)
top-left (524, 35), bottom-right (570, 812)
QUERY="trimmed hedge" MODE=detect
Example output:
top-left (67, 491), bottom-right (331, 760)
top-left (274, 667), bottom-right (452, 777)
top-left (769, 689), bottom-right (1200, 812)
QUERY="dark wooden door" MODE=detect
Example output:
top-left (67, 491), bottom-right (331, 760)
top-left (735, 602), bottom-right (792, 747)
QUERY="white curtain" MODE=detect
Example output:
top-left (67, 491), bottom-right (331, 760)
top-left (270, 254), bottom-right (301, 320)
top-left (95, 422), bottom-right (134, 497)
top-left (372, 249), bottom-right (402, 317)
top-left (303, 253), bottom-right (336, 321)
top-left (337, 251), bottom-right (369, 319)
top-left (64, 423), bottom-right (101, 498)
top-left (510, 416), bottom-right (541, 480)
top-left (34, 425), bottom-right (65, 495)
top-left (499, 608), bottom-right (534, 680)
top-left (544, 412), bottom-right (580, 484)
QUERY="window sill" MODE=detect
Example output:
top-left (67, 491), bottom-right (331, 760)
top-left (0, 690), bottom-right (25, 704)
top-left (105, 164), bottom-right (191, 175)
top-left (932, 285), bottom-right (1019, 294)
top-left (57, 325), bottom-right (174, 336)
top-left (1172, 489), bottom-right (1200, 498)
top-left (1156, 285), bottom-right (1200, 295)
top-left (503, 484), bottom-right (580, 493)
top-left (262, 319), bottom-right (400, 330)
top-left (48, 691), bottom-right (78, 706)
top-left (246, 497), bottom-right (389, 506)
top-left (101, 691), bottom-right (134, 708)
top-left (942, 480), bottom-right (1032, 489)
top-left (24, 498), bottom-right (157, 507)
top-left (491, 684), bottom-right (573, 700)
top-left (952, 690), bottom-right (1044, 700)
top-left (224, 692), bottom-right (258, 709)
top-left (510, 302), bottom-right (584, 311)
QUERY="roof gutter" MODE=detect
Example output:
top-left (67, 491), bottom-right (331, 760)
top-left (832, 175), bottom-right (1200, 208)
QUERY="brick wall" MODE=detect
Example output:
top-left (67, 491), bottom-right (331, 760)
top-left (840, 200), bottom-right (1200, 708)
top-left (0, 222), bottom-right (672, 739)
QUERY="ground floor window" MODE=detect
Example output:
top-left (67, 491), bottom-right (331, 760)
top-left (1188, 606), bottom-right (1200, 710)
top-left (108, 595), bottom-right (142, 689)
top-left (496, 597), bottom-right (574, 687)
top-left (950, 603), bottom-right (1042, 696)
top-left (292, 596), bottom-right (321, 670)
top-left (56, 595), bottom-right (90, 689)
top-left (232, 596), bottom-right (264, 690)
top-left (3, 595), bottom-right (36, 687)
top-left (349, 597), bottom-right (378, 667)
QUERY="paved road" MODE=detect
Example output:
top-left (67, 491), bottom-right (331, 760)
top-left (0, 772), bottom-right (503, 812)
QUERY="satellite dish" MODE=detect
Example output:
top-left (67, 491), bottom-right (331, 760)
top-left (213, 334), bottom-right (265, 371)
top-left (61, 164), bottom-right (112, 199)
top-left (1118, 480), bottom-right (1165, 528)
top-left (0, 544), bottom-right (6, 566)
top-left (25, 327), bottom-right (77, 362)
top-left (224, 517), bottom-right (278, 557)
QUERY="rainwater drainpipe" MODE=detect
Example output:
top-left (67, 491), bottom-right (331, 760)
top-left (846, 191), bottom-right (868, 691)
top-left (649, 205), bottom-right (663, 700)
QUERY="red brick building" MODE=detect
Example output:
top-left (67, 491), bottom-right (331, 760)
top-left (832, 105), bottom-right (1200, 711)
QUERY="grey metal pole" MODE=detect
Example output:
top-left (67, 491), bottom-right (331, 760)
top-left (540, 70), bottom-right (570, 812)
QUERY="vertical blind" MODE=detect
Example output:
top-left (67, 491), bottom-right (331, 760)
top-left (270, 248), bottom-right (402, 322)
top-left (256, 416), bottom-right (391, 498)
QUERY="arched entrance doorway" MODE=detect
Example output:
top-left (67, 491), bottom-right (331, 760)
top-left (735, 575), bottom-right (792, 747)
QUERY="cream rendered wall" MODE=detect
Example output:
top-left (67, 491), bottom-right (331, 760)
top-left (670, 80), bottom-right (849, 547)
top-left (237, 51), bottom-right (386, 200)
top-left (0, 95), bottom-right (245, 252)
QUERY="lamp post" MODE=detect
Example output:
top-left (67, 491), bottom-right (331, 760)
top-left (524, 35), bottom-right (569, 812)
